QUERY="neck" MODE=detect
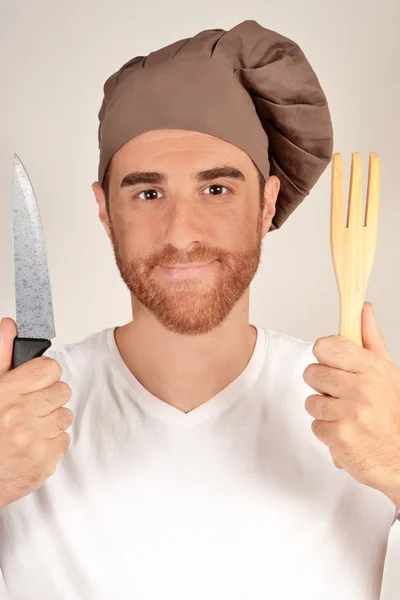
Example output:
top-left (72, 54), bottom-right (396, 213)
top-left (114, 290), bottom-right (257, 414)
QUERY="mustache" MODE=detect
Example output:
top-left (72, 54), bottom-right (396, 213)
top-left (144, 246), bottom-right (224, 269)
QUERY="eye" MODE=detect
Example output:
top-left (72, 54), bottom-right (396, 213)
top-left (203, 184), bottom-right (229, 196)
top-left (137, 189), bottom-right (162, 201)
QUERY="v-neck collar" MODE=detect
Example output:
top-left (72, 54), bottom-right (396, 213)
top-left (104, 325), bottom-right (268, 431)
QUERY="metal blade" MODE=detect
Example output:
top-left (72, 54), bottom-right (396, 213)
top-left (12, 155), bottom-right (55, 340)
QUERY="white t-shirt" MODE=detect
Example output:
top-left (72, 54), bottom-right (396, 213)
top-left (0, 325), bottom-right (398, 600)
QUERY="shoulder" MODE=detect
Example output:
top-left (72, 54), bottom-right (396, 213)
top-left (257, 327), bottom-right (318, 398)
top-left (264, 327), bottom-right (316, 369)
top-left (42, 327), bottom-right (113, 383)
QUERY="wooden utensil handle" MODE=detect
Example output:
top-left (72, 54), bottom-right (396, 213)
top-left (339, 290), bottom-right (365, 347)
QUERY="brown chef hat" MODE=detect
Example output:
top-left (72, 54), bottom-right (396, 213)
top-left (97, 20), bottom-right (333, 231)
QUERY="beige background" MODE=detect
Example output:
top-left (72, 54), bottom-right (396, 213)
top-left (1, 0), bottom-right (400, 598)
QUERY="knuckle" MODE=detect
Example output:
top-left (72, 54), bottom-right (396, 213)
top-left (58, 432), bottom-right (71, 454)
top-left (34, 381), bottom-right (71, 412)
top-left (43, 357), bottom-right (63, 380)
top-left (34, 440), bottom-right (51, 465)
top-left (30, 389), bottom-right (52, 412)
top-left (312, 338), bottom-right (324, 355)
top-left (0, 404), bottom-right (24, 432)
top-left (303, 363), bottom-right (314, 376)
top-left (353, 405), bottom-right (374, 428)
top-left (13, 427), bottom-right (36, 450)
top-left (370, 356), bottom-right (387, 377)
top-left (304, 394), bottom-right (313, 412)
top-left (55, 380), bottom-right (72, 402)
top-left (26, 358), bottom-right (47, 380)
top-left (40, 389), bottom-right (55, 410)
top-left (310, 365), bottom-right (335, 385)
top-left (37, 357), bottom-right (62, 381)
top-left (304, 363), bottom-right (317, 380)
top-left (0, 377), bottom-right (9, 396)
top-left (57, 408), bottom-right (74, 430)
top-left (319, 367), bottom-right (336, 384)
top-left (23, 357), bottom-right (61, 387)
top-left (333, 337), bottom-right (353, 357)
top-left (306, 394), bottom-right (323, 417)
top-left (335, 422), bottom-right (352, 449)
top-left (355, 379), bottom-right (372, 400)
top-left (0, 373), bottom-right (19, 398)
top-left (317, 399), bottom-right (329, 420)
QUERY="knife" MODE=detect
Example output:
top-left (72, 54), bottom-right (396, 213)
top-left (11, 155), bottom-right (55, 369)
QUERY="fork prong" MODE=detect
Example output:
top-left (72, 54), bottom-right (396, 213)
top-left (347, 153), bottom-right (363, 229)
top-left (331, 153), bottom-right (345, 230)
top-left (365, 152), bottom-right (380, 230)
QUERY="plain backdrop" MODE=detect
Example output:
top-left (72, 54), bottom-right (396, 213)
top-left (1, 0), bottom-right (400, 598)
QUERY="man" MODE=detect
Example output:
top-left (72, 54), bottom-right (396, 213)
top-left (0, 19), bottom-right (399, 600)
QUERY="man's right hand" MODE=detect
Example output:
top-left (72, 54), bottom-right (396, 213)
top-left (0, 318), bottom-right (73, 509)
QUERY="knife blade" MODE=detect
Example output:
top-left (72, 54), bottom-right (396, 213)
top-left (11, 155), bottom-right (55, 369)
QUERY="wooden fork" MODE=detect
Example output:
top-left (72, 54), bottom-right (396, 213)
top-left (330, 152), bottom-right (380, 468)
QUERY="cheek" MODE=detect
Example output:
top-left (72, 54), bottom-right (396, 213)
top-left (212, 200), bottom-right (254, 230)
top-left (218, 206), bottom-right (260, 244)
top-left (111, 216), bottom-right (153, 257)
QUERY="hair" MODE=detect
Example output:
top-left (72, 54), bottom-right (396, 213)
top-left (102, 159), bottom-right (266, 216)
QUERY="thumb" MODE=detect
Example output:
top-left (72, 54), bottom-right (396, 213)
top-left (361, 302), bottom-right (393, 362)
top-left (0, 318), bottom-right (17, 376)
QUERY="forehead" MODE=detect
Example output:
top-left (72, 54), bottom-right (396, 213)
top-left (112, 129), bottom-right (255, 172)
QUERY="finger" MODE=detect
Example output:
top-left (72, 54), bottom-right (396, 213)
top-left (0, 318), bottom-right (17, 377)
top-left (305, 394), bottom-right (344, 422)
top-left (303, 363), bottom-right (354, 397)
top-left (312, 335), bottom-right (375, 373)
top-left (48, 431), bottom-right (71, 462)
top-left (0, 356), bottom-right (62, 396)
top-left (24, 381), bottom-right (72, 417)
top-left (39, 407), bottom-right (74, 439)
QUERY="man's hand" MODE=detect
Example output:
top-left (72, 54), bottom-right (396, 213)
top-left (303, 302), bottom-right (400, 506)
top-left (0, 318), bottom-right (73, 509)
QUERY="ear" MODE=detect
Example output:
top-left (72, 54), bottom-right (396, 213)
top-left (92, 181), bottom-right (112, 239)
top-left (261, 176), bottom-right (280, 237)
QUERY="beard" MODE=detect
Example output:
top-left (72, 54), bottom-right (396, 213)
top-left (108, 211), bottom-right (264, 336)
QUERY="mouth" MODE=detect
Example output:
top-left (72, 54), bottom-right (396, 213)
top-left (156, 260), bottom-right (217, 280)
top-left (159, 261), bottom-right (213, 269)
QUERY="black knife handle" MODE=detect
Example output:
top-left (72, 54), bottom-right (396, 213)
top-left (11, 337), bottom-right (52, 369)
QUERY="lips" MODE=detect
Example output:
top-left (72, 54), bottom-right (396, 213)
top-left (156, 260), bottom-right (217, 280)
top-left (160, 262), bottom-right (213, 269)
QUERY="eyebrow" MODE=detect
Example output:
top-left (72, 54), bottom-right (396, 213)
top-left (120, 166), bottom-right (246, 188)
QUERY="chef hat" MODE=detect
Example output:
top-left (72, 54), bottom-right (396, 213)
top-left (97, 20), bottom-right (333, 231)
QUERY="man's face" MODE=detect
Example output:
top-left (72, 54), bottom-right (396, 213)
top-left (93, 130), bottom-right (279, 336)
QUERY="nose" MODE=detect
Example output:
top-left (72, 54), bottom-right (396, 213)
top-left (162, 198), bottom-right (205, 251)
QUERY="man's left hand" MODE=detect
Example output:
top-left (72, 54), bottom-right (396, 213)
top-left (303, 301), bottom-right (400, 506)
